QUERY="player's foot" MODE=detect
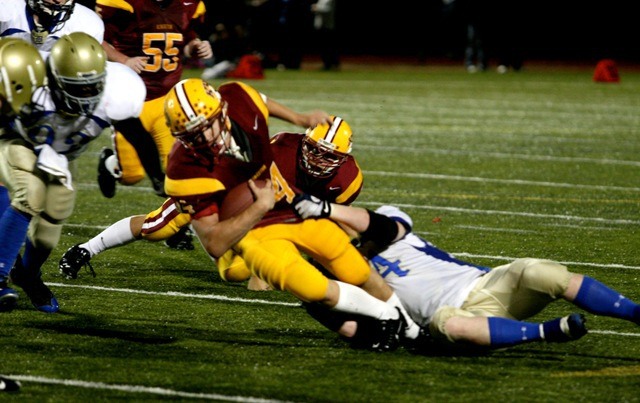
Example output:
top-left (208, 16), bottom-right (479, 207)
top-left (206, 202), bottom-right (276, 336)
top-left (0, 281), bottom-right (19, 313)
top-left (98, 147), bottom-right (117, 198)
top-left (59, 244), bottom-right (94, 279)
top-left (9, 264), bottom-right (58, 313)
top-left (544, 313), bottom-right (587, 342)
top-left (369, 308), bottom-right (405, 352)
top-left (165, 226), bottom-right (195, 250)
top-left (0, 375), bottom-right (21, 392)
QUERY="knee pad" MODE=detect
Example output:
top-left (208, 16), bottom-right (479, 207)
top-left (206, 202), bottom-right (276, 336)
top-left (141, 199), bottom-right (190, 241)
top-left (517, 258), bottom-right (571, 297)
top-left (430, 306), bottom-right (476, 343)
top-left (28, 215), bottom-right (62, 250)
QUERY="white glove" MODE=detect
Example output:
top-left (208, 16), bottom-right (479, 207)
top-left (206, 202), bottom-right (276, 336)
top-left (293, 193), bottom-right (331, 219)
top-left (35, 144), bottom-right (73, 190)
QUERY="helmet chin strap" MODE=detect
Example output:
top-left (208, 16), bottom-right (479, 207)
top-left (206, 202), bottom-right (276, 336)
top-left (221, 131), bottom-right (249, 162)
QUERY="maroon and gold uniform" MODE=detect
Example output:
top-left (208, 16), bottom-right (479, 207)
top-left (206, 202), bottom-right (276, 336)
top-left (96, 0), bottom-right (206, 185)
top-left (219, 131), bottom-right (364, 284)
top-left (256, 131), bottom-right (362, 228)
top-left (164, 81), bottom-right (273, 218)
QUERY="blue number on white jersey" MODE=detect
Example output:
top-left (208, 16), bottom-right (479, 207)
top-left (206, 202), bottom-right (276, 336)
top-left (370, 255), bottom-right (409, 278)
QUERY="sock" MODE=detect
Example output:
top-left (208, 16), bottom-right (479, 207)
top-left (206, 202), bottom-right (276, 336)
top-left (386, 292), bottom-right (420, 339)
top-left (332, 281), bottom-right (399, 320)
top-left (488, 317), bottom-right (542, 348)
top-left (573, 276), bottom-right (640, 324)
top-left (21, 238), bottom-right (52, 277)
top-left (0, 185), bottom-right (9, 216)
top-left (0, 208), bottom-right (30, 278)
top-left (81, 216), bottom-right (135, 257)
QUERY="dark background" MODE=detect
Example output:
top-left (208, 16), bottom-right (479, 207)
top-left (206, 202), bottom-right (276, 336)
top-left (335, 0), bottom-right (638, 62)
top-left (77, 0), bottom-right (637, 65)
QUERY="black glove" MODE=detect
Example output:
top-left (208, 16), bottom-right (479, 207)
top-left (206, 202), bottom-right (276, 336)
top-left (293, 193), bottom-right (331, 219)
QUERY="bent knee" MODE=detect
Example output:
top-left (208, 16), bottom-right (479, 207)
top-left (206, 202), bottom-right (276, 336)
top-left (518, 258), bottom-right (572, 296)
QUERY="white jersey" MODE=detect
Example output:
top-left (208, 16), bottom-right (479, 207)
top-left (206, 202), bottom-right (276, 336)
top-left (370, 232), bottom-right (489, 327)
top-left (8, 61), bottom-right (145, 161)
top-left (0, 1), bottom-right (103, 51)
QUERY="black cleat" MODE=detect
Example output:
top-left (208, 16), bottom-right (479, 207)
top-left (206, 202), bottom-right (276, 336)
top-left (165, 226), bottom-right (195, 251)
top-left (0, 375), bottom-right (21, 392)
top-left (9, 262), bottom-right (59, 313)
top-left (0, 281), bottom-right (19, 313)
top-left (98, 147), bottom-right (117, 198)
top-left (545, 313), bottom-right (588, 342)
top-left (368, 308), bottom-right (405, 352)
top-left (59, 244), bottom-right (95, 279)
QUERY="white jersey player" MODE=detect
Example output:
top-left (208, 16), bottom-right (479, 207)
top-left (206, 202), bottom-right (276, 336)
top-left (293, 196), bottom-right (640, 352)
top-left (0, 32), bottom-right (144, 314)
top-left (9, 61), bottom-right (144, 160)
top-left (0, 0), bottom-right (103, 51)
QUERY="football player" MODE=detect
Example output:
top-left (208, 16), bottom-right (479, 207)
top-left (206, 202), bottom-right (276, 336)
top-left (292, 199), bottom-right (640, 352)
top-left (0, 37), bottom-right (47, 311)
top-left (0, 0), bottom-right (103, 50)
top-left (59, 81), bottom-right (333, 276)
top-left (94, 0), bottom-right (212, 201)
top-left (61, 78), bottom-right (408, 350)
top-left (164, 78), bottom-right (408, 350)
top-left (0, 33), bottom-right (145, 313)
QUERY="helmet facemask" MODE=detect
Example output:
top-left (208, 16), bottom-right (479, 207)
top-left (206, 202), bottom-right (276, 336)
top-left (28, 0), bottom-right (76, 34)
top-left (175, 104), bottom-right (230, 156)
top-left (46, 32), bottom-right (107, 117)
top-left (47, 66), bottom-right (106, 116)
top-left (300, 116), bottom-right (352, 178)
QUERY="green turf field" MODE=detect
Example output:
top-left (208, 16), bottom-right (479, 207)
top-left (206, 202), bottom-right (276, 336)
top-left (2, 65), bottom-right (639, 402)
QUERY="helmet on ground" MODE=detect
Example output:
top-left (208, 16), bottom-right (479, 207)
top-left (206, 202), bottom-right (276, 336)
top-left (47, 32), bottom-right (107, 116)
top-left (0, 37), bottom-right (47, 117)
top-left (164, 78), bottom-right (227, 153)
top-left (300, 116), bottom-right (353, 177)
top-left (27, 0), bottom-right (76, 34)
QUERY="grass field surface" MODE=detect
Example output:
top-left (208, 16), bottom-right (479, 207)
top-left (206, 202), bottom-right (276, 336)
top-left (2, 65), bottom-right (639, 402)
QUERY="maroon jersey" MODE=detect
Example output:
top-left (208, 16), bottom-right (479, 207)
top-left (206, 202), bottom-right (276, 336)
top-left (257, 131), bottom-right (363, 227)
top-left (164, 82), bottom-right (273, 218)
top-left (96, 0), bottom-right (204, 100)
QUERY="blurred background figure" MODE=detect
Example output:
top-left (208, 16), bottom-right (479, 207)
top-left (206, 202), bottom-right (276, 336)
top-left (461, 0), bottom-right (488, 73)
top-left (311, 0), bottom-right (339, 71)
top-left (273, 0), bottom-right (312, 70)
top-left (493, 0), bottom-right (524, 73)
top-left (200, 0), bottom-right (251, 79)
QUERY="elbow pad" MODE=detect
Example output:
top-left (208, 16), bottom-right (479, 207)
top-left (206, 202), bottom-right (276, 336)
top-left (356, 209), bottom-right (399, 258)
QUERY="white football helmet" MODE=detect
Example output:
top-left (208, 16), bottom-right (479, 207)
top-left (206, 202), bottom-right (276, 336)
top-left (27, 0), bottom-right (76, 34)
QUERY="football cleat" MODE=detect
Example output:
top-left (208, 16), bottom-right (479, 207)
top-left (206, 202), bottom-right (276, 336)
top-left (0, 375), bottom-right (21, 392)
top-left (368, 308), bottom-right (405, 352)
top-left (544, 313), bottom-right (588, 342)
top-left (97, 147), bottom-right (117, 198)
top-left (165, 226), bottom-right (195, 250)
top-left (9, 261), bottom-right (59, 313)
top-left (0, 281), bottom-right (19, 313)
top-left (59, 244), bottom-right (95, 279)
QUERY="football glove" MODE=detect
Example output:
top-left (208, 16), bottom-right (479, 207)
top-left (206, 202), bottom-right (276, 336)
top-left (293, 193), bottom-right (331, 219)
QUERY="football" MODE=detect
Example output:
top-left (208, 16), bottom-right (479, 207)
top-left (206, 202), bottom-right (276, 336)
top-left (219, 179), bottom-right (268, 220)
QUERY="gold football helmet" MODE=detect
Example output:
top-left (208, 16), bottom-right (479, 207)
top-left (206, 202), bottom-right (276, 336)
top-left (0, 38), bottom-right (47, 117)
top-left (47, 32), bottom-right (107, 116)
top-left (164, 78), bottom-right (228, 154)
top-left (300, 116), bottom-right (353, 177)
